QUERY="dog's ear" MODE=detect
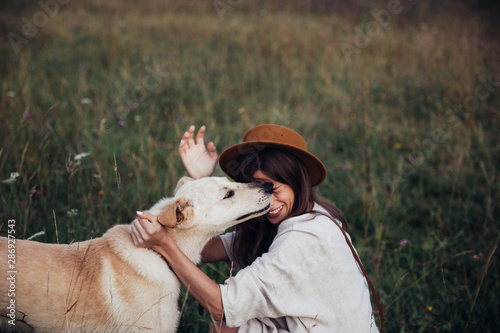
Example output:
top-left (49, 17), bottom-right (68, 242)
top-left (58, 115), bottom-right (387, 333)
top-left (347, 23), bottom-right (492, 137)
top-left (174, 177), bottom-right (194, 194)
top-left (157, 198), bottom-right (194, 228)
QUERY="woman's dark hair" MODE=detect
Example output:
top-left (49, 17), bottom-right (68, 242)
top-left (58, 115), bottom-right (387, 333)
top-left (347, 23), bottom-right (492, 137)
top-left (230, 148), bottom-right (347, 268)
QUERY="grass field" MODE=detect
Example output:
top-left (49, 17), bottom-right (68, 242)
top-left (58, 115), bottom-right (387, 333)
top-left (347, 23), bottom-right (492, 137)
top-left (1, 0), bottom-right (499, 331)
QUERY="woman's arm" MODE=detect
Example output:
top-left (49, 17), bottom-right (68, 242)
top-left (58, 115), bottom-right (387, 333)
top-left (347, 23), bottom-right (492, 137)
top-left (131, 211), bottom-right (225, 320)
top-left (201, 236), bottom-right (229, 263)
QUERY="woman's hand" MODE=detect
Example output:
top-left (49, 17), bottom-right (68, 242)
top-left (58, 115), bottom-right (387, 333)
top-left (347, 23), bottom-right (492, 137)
top-left (130, 211), bottom-right (171, 249)
top-left (179, 125), bottom-right (218, 179)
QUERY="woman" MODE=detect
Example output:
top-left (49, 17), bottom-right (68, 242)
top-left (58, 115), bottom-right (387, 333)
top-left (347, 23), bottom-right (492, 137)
top-left (131, 124), bottom-right (380, 332)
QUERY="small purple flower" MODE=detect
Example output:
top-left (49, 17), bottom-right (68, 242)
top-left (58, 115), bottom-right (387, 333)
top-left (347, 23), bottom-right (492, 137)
top-left (341, 165), bottom-right (348, 171)
top-left (24, 112), bottom-right (33, 118)
top-left (118, 120), bottom-right (126, 127)
top-left (488, 107), bottom-right (498, 115)
top-left (399, 239), bottom-right (409, 247)
top-left (469, 201), bottom-right (475, 208)
top-left (472, 253), bottom-right (483, 261)
top-left (35, 190), bottom-right (43, 196)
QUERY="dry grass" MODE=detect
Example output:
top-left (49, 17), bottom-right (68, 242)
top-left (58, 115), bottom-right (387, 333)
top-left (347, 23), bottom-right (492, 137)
top-left (1, 0), bottom-right (499, 331)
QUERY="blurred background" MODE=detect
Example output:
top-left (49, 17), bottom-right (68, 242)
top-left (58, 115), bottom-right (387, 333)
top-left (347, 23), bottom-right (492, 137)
top-left (1, 0), bottom-right (499, 331)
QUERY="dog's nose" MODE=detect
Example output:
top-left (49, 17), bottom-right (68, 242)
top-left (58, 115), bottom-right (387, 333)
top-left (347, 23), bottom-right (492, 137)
top-left (262, 182), bottom-right (274, 195)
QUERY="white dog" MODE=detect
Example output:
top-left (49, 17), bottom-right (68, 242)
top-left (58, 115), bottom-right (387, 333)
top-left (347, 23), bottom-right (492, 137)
top-left (0, 177), bottom-right (272, 332)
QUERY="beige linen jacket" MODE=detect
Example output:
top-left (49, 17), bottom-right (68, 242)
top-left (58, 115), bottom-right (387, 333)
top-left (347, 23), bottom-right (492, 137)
top-left (219, 204), bottom-right (379, 332)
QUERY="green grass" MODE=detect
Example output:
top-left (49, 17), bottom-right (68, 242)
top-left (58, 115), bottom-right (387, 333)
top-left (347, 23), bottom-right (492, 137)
top-left (1, 0), bottom-right (499, 331)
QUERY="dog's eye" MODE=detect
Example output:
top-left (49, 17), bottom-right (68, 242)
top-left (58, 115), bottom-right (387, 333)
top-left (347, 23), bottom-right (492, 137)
top-left (223, 190), bottom-right (235, 199)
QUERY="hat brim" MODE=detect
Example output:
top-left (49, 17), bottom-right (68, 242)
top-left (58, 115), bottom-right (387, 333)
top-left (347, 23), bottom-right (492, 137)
top-left (219, 141), bottom-right (326, 187)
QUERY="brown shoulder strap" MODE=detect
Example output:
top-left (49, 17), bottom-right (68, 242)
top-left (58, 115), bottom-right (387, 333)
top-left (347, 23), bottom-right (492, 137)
top-left (309, 210), bottom-right (384, 331)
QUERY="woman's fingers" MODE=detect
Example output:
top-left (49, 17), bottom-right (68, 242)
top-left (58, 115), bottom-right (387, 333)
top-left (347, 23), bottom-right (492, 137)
top-left (179, 125), bottom-right (194, 151)
top-left (207, 141), bottom-right (217, 158)
top-left (131, 219), bottom-right (145, 246)
top-left (186, 125), bottom-right (196, 148)
top-left (195, 125), bottom-right (206, 145)
top-left (181, 125), bottom-right (207, 149)
top-left (136, 211), bottom-right (158, 223)
top-left (131, 212), bottom-right (163, 247)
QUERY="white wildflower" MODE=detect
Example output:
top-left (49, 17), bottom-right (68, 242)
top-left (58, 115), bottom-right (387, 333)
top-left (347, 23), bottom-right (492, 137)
top-left (2, 172), bottom-right (19, 184)
top-left (74, 152), bottom-right (91, 161)
top-left (66, 209), bottom-right (79, 217)
top-left (80, 98), bottom-right (92, 105)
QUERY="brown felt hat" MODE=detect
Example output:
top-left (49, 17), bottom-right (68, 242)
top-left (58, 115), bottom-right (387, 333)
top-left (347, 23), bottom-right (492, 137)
top-left (219, 124), bottom-right (326, 186)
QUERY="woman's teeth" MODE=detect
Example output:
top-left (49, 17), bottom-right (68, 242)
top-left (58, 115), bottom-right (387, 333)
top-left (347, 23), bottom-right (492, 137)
top-left (268, 206), bottom-right (283, 217)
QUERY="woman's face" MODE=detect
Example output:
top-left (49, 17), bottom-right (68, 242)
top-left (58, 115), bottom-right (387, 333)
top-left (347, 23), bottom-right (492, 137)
top-left (253, 170), bottom-right (295, 225)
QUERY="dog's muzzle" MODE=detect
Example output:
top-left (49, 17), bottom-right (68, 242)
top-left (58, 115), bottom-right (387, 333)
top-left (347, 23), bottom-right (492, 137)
top-left (236, 204), bottom-right (271, 221)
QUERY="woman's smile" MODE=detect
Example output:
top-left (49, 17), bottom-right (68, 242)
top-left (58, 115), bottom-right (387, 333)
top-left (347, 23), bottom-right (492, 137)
top-left (253, 170), bottom-right (295, 225)
top-left (267, 205), bottom-right (283, 218)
